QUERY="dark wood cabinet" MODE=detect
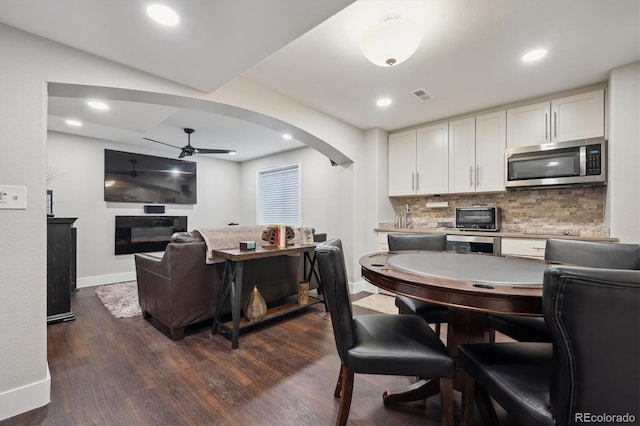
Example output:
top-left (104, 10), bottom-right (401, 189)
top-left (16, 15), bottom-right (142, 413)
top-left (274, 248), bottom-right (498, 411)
top-left (47, 217), bottom-right (77, 324)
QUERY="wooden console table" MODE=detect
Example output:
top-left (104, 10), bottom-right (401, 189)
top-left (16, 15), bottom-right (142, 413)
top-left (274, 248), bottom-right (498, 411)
top-left (210, 244), bottom-right (322, 349)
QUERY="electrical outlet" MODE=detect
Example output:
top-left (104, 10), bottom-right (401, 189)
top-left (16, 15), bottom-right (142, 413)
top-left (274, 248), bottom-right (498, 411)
top-left (0, 185), bottom-right (27, 209)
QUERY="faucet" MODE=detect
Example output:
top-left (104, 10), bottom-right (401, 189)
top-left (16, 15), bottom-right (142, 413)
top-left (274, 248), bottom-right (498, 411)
top-left (403, 203), bottom-right (409, 228)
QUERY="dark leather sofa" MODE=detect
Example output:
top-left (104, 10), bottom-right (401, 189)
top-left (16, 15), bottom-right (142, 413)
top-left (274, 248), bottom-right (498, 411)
top-left (135, 230), bottom-right (309, 340)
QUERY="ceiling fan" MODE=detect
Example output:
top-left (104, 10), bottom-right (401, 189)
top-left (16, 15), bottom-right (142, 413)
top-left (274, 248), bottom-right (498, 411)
top-left (143, 128), bottom-right (236, 158)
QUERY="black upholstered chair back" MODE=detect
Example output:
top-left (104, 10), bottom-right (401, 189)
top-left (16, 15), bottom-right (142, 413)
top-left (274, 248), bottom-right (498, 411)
top-left (388, 233), bottom-right (447, 251)
top-left (545, 239), bottom-right (640, 269)
top-left (543, 266), bottom-right (640, 425)
top-left (316, 239), bottom-right (354, 364)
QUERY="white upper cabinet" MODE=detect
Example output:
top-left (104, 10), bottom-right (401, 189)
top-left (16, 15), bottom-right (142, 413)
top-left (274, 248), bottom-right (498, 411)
top-left (507, 89), bottom-right (604, 148)
top-left (388, 129), bottom-right (418, 196)
top-left (448, 112), bottom-right (506, 194)
top-left (475, 110), bottom-right (506, 192)
top-left (417, 123), bottom-right (449, 194)
top-left (388, 124), bottom-right (449, 196)
top-left (389, 88), bottom-right (603, 197)
top-left (448, 117), bottom-right (476, 193)
top-left (506, 101), bottom-right (550, 148)
top-left (551, 90), bottom-right (605, 142)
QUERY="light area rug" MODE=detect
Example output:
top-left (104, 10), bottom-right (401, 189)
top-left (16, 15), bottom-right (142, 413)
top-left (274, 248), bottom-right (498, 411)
top-left (352, 293), bottom-right (398, 314)
top-left (95, 281), bottom-right (142, 318)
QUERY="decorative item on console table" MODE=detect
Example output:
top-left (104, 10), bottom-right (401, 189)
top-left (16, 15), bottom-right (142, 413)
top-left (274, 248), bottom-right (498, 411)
top-left (239, 241), bottom-right (256, 250)
top-left (244, 285), bottom-right (267, 322)
top-left (300, 226), bottom-right (314, 245)
top-left (261, 225), bottom-right (295, 247)
top-left (297, 281), bottom-right (310, 305)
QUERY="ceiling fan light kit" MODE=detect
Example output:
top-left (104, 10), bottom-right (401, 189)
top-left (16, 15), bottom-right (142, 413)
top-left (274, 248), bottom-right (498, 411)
top-left (360, 16), bottom-right (422, 67)
top-left (143, 128), bottom-right (235, 158)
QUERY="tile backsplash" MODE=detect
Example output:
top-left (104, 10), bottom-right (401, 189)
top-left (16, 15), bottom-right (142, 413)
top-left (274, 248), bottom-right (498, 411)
top-left (388, 187), bottom-right (608, 237)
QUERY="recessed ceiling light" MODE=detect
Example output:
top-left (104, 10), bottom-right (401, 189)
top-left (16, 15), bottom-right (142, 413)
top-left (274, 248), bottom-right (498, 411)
top-left (228, 151), bottom-right (237, 155)
top-left (146, 4), bottom-right (180, 26)
top-left (282, 134), bottom-right (293, 140)
top-left (87, 100), bottom-right (109, 110)
top-left (522, 48), bottom-right (547, 62)
top-left (377, 98), bottom-right (392, 107)
top-left (65, 119), bottom-right (83, 127)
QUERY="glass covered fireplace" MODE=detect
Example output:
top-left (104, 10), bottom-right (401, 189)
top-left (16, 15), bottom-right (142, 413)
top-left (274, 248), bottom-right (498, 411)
top-left (115, 215), bottom-right (187, 255)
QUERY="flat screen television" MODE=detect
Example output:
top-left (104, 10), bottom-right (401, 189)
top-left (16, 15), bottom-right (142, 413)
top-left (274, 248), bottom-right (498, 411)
top-left (104, 149), bottom-right (197, 204)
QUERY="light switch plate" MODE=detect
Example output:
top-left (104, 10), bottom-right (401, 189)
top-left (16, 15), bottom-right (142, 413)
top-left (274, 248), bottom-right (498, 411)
top-left (0, 185), bottom-right (27, 209)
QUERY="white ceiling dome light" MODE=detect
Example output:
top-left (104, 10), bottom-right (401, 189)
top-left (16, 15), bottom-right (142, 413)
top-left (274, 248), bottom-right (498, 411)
top-left (360, 16), bottom-right (422, 67)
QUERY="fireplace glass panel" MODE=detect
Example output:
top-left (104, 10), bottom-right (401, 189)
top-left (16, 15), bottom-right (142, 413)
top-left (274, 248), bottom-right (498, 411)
top-left (115, 215), bottom-right (187, 255)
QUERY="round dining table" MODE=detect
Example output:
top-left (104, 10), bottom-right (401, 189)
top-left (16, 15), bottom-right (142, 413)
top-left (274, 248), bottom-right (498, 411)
top-left (360, 250), bottom-right (548, 403)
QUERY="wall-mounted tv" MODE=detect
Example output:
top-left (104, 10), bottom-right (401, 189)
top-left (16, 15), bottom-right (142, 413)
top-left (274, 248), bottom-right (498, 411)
top-left (104, 149), bottom-right (197, 204)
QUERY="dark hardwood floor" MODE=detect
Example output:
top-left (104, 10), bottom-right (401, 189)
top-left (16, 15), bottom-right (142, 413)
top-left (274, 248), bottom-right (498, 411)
top-left (3, 289), bottom-right (510, 426)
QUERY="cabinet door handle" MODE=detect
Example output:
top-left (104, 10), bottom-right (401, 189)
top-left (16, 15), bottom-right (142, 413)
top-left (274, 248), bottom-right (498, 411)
top-left (416, 172), bottom-right (420, 192)
top-left (545, 113), bottom-right (549, 140)
top-left (554, 111), bottom-right (557, 139)
top-left (411, 172), bottom-right (415, 191)
top-left (469, 166), bottom-right (474, 187)
top-left (476, 165), bottom-right (480, 187)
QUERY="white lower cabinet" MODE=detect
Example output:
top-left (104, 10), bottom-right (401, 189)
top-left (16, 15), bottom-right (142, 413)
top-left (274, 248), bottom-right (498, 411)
top-left (501, 237), bottom-right (546, 259)
top-left (377, 232), bottom-right (390, 252)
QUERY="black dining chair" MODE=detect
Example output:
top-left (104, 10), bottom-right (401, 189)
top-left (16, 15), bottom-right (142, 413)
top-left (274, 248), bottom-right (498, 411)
top-left (315, 239), bottom-right (456, 426)
top-left (388, 233), bottom-right (449, 338)
top-left (489, 239), bottom-right (640, 342)
top-left (459, 265), bottom-right (640, 426)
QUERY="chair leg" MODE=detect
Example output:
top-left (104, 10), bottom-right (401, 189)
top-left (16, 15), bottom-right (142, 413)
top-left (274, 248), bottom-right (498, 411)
top-left (439, 378), bottom-right (454, 426)
top-left (461, 372), bottom-right (476, 426)
top-left (334, 366), bottom-right (343, 398)
top-left (435, 322), bottom-right (442, 338)
top-left (475, 385), bottom-right (501, 426)
top-left (336, 365), bottom-right (354, 426)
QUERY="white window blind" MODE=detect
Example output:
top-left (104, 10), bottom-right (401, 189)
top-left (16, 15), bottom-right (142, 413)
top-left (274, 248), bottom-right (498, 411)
top-left (257, 163), bottom-right (300, 226)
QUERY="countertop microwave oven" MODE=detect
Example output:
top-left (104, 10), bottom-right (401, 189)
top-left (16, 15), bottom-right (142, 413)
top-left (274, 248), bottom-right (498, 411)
top-left (455, 206), bottom-right (500, 231)
top-left (505, 137), bottom-right (606, 189)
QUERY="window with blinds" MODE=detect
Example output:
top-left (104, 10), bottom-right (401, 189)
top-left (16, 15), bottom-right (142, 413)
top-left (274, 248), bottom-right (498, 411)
top-left (257, 163), bottom-right (301, 226)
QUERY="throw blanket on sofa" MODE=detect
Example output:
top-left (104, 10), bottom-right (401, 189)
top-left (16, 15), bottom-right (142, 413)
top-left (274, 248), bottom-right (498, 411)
top-left (193, 225), bottom-right (301, 264)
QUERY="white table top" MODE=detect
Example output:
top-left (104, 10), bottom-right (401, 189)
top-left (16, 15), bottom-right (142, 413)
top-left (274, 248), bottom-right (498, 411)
top-left (387, 252), bottom-right (548, 287)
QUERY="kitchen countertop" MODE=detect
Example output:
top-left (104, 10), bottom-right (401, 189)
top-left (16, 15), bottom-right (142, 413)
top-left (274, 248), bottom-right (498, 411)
top-left (374, 227), bottom-right (618, 242)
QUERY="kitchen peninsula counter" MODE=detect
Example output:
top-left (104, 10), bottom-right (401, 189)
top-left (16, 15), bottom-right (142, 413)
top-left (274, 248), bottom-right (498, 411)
top-left (374, 227), bottom-right (618, 243)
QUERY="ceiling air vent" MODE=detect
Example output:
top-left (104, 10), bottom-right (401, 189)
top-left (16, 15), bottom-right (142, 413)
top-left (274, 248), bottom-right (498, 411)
top-left (411, 89), bottom-right (432, 102)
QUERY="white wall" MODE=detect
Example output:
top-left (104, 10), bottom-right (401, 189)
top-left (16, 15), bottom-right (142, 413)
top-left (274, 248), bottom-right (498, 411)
top-left (47, 132), bottom-right (241, 287)
top-left (606, 62), bottom-right (640, 243)
top-left (238, 147), bottom-right (349, 268)
top-left (0, 23), bottom-right (365, 420)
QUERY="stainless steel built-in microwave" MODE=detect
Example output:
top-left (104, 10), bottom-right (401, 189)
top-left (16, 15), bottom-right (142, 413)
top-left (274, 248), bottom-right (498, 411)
top-left (505, 138), bottom-right (606, 189)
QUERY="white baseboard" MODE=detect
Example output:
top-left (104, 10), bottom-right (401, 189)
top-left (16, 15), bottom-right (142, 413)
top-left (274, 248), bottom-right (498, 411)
top-left (348, 279), bottom-right (377, 294)
top-left (0, 365), bottom-right (50, 421)
top-left (77, 271), bottom-right (136, 288)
